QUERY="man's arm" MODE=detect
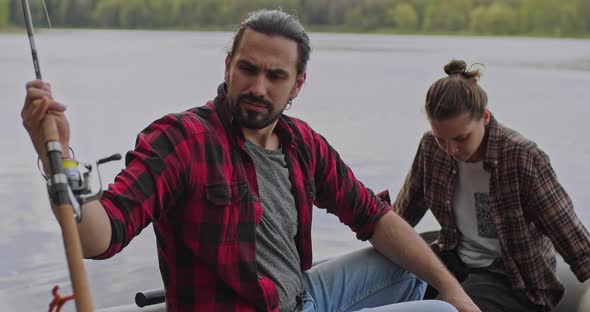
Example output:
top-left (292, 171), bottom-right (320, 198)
top-left (370, 211), bottom-right (480, 312)
top-left (62, 200), bottom-right (111, 258)
top-left (22, 80), bottom-right (112, 258)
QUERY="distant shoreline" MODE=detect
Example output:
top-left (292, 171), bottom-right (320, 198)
top-left (0, 26), bottom-right (24, 33)
top-left (2, 26), bottom-right (590, 40)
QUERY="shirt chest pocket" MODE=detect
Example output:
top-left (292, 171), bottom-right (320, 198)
top-left (204, 182), bottom-right (249, 242)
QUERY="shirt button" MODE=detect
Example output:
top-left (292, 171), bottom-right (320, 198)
top-left (452, 170), bottom-right (457, 175)
top-left (446, 200), bottom-right (451, 205)
top-left (252, 195), bottom-right (259, 201)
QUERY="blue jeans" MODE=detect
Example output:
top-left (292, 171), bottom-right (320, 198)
top-left (301, 247), bottom-right (458, 312)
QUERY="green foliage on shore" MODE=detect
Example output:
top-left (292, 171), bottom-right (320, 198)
top-left (2, 0), bottom-right (590, 37)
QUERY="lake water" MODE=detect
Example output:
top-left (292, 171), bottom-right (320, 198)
top-left (1, 30), bottom-right (589, 311)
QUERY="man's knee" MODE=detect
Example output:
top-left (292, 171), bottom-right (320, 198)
top-left (421, 300), bottom-right (459, 312)
top-left (372, 300), bottom-right (458, 312)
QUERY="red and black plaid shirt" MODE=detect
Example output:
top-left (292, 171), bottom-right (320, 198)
top-left (393, 114), bottom-right (590, 311)
top-left (94, 84), bottom-right (390, 311)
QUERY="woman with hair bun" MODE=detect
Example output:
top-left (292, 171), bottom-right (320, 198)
top-left (392, 60), bottom-right (590, 311)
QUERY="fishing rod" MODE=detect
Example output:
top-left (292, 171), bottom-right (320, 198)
top-left (21, 0), bottom-right (42, 79)
top-left (21, 1), bottom-right (121, 310)
top-left (21, 1), bottom-right (93, 310)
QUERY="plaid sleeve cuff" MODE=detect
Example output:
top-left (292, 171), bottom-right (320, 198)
top-left (571, 253), bottom-right (590, 282)
top-left (86, 197), bottom-right (126, 260)
top-left (355, 204), bottom-right (393, 241)
top-left (377, 190), bottom-right (391, 204)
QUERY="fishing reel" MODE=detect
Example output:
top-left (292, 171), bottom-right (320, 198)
top-left (46, 153), bottom-right (121, 222)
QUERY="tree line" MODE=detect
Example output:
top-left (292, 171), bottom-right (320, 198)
top-left (2, 0), bottom-right (590, 37)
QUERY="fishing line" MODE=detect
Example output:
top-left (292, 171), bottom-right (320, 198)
top-left (41, 0), bottom-right (53, 29)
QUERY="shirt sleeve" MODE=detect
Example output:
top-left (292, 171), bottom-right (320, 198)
top-left (392, 134), bottom-right (429, 227)
top-left (527, 150), bottom-right (590, 282)
top-left (309, 131), bottom-right (391, 241)
top-left (93, 114), bottom-right (191, 259)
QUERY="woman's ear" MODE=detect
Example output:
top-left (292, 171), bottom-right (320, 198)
top-left (483, 109), bottom-right (491, 125)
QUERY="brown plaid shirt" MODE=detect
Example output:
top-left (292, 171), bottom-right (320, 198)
top-left (393, 114), bottom-right (590, 311)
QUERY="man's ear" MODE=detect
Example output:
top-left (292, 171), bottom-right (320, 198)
top-left (224, 54), bottom-right (231, 83)
top-left (290, 72), bottom-right (307, 99)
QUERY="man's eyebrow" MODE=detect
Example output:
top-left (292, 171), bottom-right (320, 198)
top-left (236, 59), bottom-right (289, 76)
top-left (267, 68), bottom-right (289, 77)
top-left (236, 59), bottom-right (257, 68)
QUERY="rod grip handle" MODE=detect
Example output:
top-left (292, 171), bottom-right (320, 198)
top-left (135, 289), bottom-right (165, 307)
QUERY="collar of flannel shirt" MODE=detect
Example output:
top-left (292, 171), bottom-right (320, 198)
top-left (481, 113), bottom-right (502, 172)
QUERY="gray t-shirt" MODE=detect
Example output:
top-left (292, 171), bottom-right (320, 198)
top-left (244, 140), bottom-right (304, 312)
top-left (453, 161), bottom-right (502, 268)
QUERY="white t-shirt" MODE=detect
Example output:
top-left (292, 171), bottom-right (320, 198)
top-left (453, 161), bottom-right (501, 268)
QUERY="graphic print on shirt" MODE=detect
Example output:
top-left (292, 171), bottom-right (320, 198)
top-left (474, 192), bottom-right (498, 239)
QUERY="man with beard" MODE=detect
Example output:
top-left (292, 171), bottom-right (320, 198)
top-left (21, 9), bottom-right (479, 312)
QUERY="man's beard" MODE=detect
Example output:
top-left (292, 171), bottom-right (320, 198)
top-left (229, 93), bottom-right (286, 130)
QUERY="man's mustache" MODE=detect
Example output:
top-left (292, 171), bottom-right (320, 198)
top-left (237, 93), bottom-right (273, 109)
